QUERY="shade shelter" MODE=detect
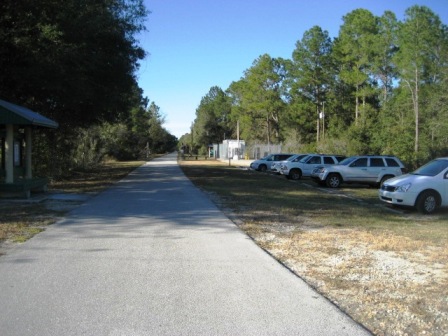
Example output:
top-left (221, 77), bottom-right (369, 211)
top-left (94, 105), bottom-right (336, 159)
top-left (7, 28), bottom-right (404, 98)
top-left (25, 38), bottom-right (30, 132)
top-left (0, 99), bottom-right (58, 198)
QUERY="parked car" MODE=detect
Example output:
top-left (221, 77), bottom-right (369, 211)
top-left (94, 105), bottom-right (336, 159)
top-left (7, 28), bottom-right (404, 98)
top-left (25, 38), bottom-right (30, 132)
top-left (250, 153), bottom-right (295, 172)
top-left (379, 157), bottom-right (448, 214)
top-left (270, 154), bottom-right (309, 174)
top-left (311, 155), bottom-right (407, 188)
top-left (280, 154), bottom-right (346, 180)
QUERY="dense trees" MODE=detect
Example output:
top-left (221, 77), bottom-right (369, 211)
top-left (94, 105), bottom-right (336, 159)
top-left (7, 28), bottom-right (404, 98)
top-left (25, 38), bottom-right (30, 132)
top-left (0, 0), bottom-right (176, 176)
top-left (228, 55), bottom-right (288, 145)
top-left (288, 26), bottom-right (334, 144)
top-left (0, 0), bottom-right (146, 125)
top-left (394, 6), bottom-right (446, 154)
top-left (191, 86), bottom-right (233, 154)
top-left (188, 5), bottom-right (447, 167)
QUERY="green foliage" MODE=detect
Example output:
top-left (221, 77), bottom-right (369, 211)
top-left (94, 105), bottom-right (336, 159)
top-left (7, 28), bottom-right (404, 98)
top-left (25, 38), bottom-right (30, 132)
top-left (0, 0), bottom-right (148, 127)
top-left (72, 126), bottom-right (107, 169)
top-left (425, 74), bottom-right (448, 158)
top-left (333, 9), bottom-right (380, 124)
top-left (227, 55), bottom-right (288, 145)
top-left (0, 0), bottom-right (177, 178)
top-left (372, 11), bottom-right (399, 103)
top-left (393, 5), bottom-right (446, 153)
top-left (287, 26), bottom-right (334, 143)
top-left (99, 123), bottom-right (138, 161)
top-left (187, 5), bottom-right (447, 166)
top-left (191, 86), bottom-right (233, 151)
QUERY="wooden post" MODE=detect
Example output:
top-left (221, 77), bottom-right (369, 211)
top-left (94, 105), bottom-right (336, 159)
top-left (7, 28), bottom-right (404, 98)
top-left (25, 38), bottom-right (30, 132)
top-left (5, 124), bottom-right (14, 183)
top-left (316, 106), bottom-right (320, 143)
top-left (25, 127), bottom-right (32, 179)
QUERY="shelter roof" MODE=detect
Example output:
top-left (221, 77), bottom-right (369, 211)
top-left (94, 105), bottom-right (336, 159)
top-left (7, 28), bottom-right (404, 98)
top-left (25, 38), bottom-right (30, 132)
top-left (0, 99), bottom-right (58, 128)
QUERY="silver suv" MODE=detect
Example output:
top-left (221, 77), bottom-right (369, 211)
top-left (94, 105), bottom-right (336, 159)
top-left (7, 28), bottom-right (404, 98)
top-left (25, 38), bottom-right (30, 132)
top-left (311, 155), bottom-right (407, 188)
top-left (280, 154), bottom-right (345, 180)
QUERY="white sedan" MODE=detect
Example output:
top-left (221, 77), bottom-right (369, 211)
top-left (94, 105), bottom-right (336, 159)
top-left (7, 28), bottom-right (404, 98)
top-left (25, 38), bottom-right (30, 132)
top-left (379, 158), bottom-right (448, 214)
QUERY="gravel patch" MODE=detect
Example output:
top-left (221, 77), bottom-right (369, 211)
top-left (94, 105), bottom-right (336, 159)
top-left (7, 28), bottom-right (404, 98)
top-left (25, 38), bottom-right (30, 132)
top-left (241, 225), bottom-right (448, 336)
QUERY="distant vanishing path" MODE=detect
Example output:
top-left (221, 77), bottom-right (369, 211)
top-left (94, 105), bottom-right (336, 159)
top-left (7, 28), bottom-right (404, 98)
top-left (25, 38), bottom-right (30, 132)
top-left (0, 153), bottom-right (371, 335)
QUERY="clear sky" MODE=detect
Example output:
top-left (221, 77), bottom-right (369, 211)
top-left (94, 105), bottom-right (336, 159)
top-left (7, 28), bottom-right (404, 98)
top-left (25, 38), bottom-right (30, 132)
top-left (137, 0), bottom-right (448, 139)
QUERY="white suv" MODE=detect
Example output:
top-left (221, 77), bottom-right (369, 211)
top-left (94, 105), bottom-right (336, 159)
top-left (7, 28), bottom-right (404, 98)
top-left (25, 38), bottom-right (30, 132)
top-left (379, 157), bottom-right (448, 214)
top-left (270, 154), bottom-right (308, 174)
top-left (250, 153), bottom-right (295, 172)
top-left (311, 155), bottom-right (406, 188)
top-left (280, 154), bottom-right (345, 180)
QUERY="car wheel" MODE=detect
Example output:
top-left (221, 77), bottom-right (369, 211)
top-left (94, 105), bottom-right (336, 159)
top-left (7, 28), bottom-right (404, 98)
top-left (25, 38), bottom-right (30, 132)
top-left (259, 164), bottom-right (267, 172)
top-left (326, 174), bottom-right (341, 188)
top-left (290, 169), bottom-right (302, 180)
top-left (415, 190), bottom-right (439, 214)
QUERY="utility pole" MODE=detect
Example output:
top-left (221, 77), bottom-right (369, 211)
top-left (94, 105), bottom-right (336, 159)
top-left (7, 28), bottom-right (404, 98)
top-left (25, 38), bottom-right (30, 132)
top-left (316, 105), bottom-right (320, 143)
top-left (237, 120), bottom-right (240, 159)
top-left (322, 102), bottom-right (325, 140)
top-left (317, 102), bottom-right (326, 142)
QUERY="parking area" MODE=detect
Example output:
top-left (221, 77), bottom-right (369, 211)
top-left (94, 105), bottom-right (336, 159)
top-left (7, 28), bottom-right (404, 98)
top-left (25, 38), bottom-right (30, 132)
top-left (180, 158), bottom-right (448, 336)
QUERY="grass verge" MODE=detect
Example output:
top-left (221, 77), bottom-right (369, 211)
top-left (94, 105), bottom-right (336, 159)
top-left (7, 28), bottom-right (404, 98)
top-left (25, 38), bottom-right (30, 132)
top-left (0, 160), bottom-right (145, 252)
top-left (179, 158), bottom-right (448, 336)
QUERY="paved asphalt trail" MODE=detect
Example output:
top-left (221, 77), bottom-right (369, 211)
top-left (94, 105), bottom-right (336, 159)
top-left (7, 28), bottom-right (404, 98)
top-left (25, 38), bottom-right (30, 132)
top-left (0, 153), bottom-right (371, 335)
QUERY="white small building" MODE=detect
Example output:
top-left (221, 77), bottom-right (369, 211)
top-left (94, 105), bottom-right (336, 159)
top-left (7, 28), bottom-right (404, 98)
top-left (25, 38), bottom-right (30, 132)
top-left (213, 139), bottom-right (246, 160)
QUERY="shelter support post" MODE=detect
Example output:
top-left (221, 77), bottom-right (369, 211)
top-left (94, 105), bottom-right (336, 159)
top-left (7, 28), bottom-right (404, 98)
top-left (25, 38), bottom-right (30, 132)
top-left (5, 124), bottom-right (14, 183)
top-left (25, 127), bottom-right (32, 179)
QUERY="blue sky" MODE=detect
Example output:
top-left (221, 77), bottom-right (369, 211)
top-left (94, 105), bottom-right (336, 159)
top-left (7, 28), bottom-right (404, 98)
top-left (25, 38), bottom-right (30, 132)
top-left (137, 0), bottom-right (448, 138)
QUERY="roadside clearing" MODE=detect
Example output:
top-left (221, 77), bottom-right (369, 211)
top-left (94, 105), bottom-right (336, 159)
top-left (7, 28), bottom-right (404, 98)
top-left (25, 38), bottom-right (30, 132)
top-left (180, 158), bottom-right (448, 336)
top-left (0, 161), bottom-right (144, 254)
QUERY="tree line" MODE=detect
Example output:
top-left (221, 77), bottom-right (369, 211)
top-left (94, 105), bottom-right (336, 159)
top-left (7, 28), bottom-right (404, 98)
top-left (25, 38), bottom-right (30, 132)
top-left (0, 0), bottom-right (176, 177)
top-left (182, 6), bottom-right (448, 168)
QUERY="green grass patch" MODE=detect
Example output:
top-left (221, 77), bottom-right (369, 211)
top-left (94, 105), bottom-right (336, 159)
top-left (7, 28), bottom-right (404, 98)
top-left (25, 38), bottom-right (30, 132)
top-left (12, 227), bottom-right (45, 243)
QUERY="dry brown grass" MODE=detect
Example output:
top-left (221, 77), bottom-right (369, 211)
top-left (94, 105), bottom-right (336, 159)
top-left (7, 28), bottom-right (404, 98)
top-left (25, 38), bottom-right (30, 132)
top-left (1, 157), bottom-right (447, 335)
top-left (252, 228), bottom-right (448, 336)
top-left (180, 159), bottom-right (448, 336)
top-left (0, 203), bottom-right (62, 248)
top-left (0, 160), bottom-right (144, 253)
top-left (51, 160), bottom-right (145, 193)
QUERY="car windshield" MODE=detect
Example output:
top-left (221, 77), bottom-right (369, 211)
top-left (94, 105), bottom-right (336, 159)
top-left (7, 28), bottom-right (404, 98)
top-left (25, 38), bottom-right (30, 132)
top-left (412, 159), bottom-right (448, 176)
top-left (286, 154), bottom-right (303, 162)
top-left (338, 157), bottom-right (357, 165)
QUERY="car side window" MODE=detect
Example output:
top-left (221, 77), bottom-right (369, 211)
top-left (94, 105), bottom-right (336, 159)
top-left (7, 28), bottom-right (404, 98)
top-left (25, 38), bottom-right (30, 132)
top-left (308, 156), bottom-right (321, 164)
top-left (351, 158), bottom-right (368, 167)
top-left (370, 158), bottom-right (385, 167)
top-left (385, 158), bottom-right (399, 167)
top-left (323, 157), bottom-right (335, 164)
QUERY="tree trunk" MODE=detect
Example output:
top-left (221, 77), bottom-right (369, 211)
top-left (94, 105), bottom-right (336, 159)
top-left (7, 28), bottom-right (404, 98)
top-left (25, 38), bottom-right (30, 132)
top-left (266, 115), bottom-right (271, 146)
top-left (414, 68), bottom-right (419, 153)
top-left (355, 84), bottom-right (360, 124)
